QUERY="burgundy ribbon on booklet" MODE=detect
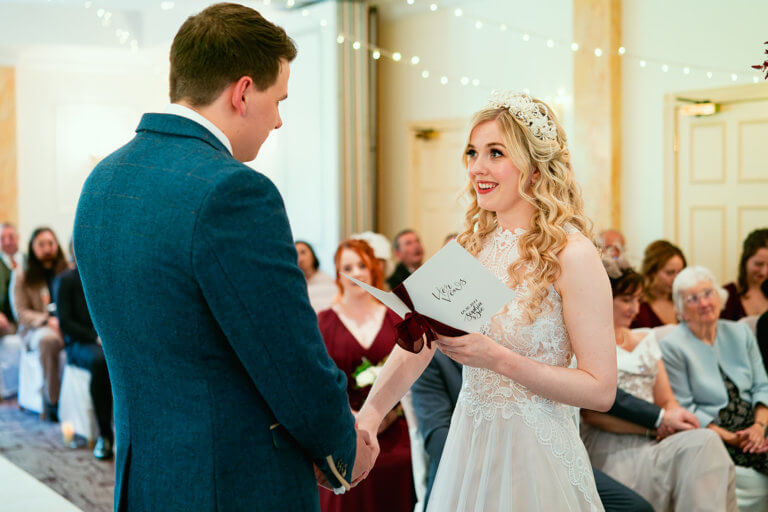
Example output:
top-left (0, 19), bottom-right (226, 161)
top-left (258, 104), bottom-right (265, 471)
top-left (391, 284), bottom-right (467, 354)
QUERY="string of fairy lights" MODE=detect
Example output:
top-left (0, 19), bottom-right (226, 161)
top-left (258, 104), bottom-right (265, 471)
top-left (79, 0), bottom-right (761, 87)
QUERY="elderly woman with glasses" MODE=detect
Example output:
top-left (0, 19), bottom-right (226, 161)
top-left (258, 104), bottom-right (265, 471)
top-left (660, 266), bottom-right (768, 511)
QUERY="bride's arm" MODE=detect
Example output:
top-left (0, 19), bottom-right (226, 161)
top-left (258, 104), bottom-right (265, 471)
top-left (436, 233), bottom-right (617, 411)
top-left (356, 343), bottom-right (436, 435)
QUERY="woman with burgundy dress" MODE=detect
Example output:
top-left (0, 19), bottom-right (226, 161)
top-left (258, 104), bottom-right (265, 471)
top-left (317, 239), bottom-right (415, 512)
top-left (631, 240), bottom-right (686, 329)
top-left (721, 229), bottom-right (768, 321)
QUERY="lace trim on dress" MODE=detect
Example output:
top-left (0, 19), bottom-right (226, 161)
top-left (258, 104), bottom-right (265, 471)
top-left (458, 225), bottom-right (596, 505)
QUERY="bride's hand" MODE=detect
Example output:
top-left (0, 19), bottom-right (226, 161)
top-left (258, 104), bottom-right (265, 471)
top-left (436, 333), bottom-right (505, 369)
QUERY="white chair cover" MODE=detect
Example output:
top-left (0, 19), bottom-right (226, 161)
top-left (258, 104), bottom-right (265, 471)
top-left (0, 335), bottom-right (22, 398)
top-left (58, 365), bottom-right (97, 442)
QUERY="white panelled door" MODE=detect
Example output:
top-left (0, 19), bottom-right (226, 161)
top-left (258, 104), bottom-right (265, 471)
top-left (676, 98), bottom-right (768, 284)
top-left (409, 120), bottom-right (470, 258)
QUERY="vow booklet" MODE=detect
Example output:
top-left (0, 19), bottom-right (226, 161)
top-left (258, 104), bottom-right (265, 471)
top-left (345, 240), bottom-right (515, 334)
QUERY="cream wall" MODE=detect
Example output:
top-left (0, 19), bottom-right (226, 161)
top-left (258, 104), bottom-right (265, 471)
top-left (378, 0), bottom-right (574, 241)
top-left (621, 0), bottom-right (767, 264)
top-left (380, 0), bottom-right (766, 264)
top-left (1, 2), bottom-right (342, 272)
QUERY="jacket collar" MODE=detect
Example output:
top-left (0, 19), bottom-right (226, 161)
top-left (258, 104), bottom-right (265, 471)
top-left (136, 113), bottom-right (231, 154)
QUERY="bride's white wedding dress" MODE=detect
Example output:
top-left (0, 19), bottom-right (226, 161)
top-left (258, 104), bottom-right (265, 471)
top-left (427, 226), bottom-right (603, 511)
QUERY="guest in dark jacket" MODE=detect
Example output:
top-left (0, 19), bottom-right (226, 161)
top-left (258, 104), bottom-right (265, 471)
top-left (411, 350), bottom-right (704, 512)
top-left (386, 229), bottom-right (424, 289)
top-left (56, 262), bottom-right (113, 460)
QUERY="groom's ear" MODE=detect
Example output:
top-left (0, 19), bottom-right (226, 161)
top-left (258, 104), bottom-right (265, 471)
top-left (230, 76), bottom-right (254, 116)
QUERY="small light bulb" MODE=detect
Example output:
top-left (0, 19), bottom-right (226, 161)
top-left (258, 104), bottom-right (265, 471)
top-left (410, 56), bottom-right (420, 65)
top-left (662, 64), bottom-right (669, 72)
top-left (472, 79), bottom-right (480, 87)
top-left (618, 46), bottom-right (626, 55)
top-left (731, 73), bottom-right (738, 81)
top-left (639, 60), bottom-right (647, 68)
top-left (594, 48), bottom-right (603, 57)
top-left (429, 3), bottom-right (437, 11)
top-left (392, 52), bottom-right (402, 62)
top-left (706, 71), bottom-right (712, 78)
top-left (475, 21), bottom-right (483, 29)
top-left (372, 50), bottom-right (381, 60)
top-left (336, 34), bottom-right (345, 44)
top-left (522, 33), bottom-right (530, 42)
top-left (546, 39), bottom-right (554, 48)
top-left (570, 42), bottom-right (579, 51)
top-left (352, 41), bottom-right (361, 50)
top-left (422, 70), bottom-right (430, 79)
top-left (440, 76), bottom-right (448, 85)
top-left (454, 8), bottom-right (462, 16)
top-left (460, 76), bottom-right (469, 85)
top-left (683, 67), bottom-right (690, 75)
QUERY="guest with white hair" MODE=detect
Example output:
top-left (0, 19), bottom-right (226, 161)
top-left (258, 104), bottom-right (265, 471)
top-left (660, 265), bottom-right (768, 511)
top-left (598, 229), bottom-right (626, 260)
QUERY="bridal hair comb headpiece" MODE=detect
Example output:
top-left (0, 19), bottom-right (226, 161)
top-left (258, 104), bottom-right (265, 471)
top-left (486, 90), bottom-right (558, 142)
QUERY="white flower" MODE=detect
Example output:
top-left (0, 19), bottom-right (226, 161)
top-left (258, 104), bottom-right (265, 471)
top-left (355, 365), bottom-right (383, 388)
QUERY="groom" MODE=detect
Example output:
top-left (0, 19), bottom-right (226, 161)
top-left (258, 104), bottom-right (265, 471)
top-left (74, 4), bottom-right (375, 511)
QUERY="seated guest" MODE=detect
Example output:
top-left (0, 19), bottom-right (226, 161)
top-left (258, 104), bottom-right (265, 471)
top-left (581, 258), bottom-right (736, 511)
top-left (631, 240), bottom-right (686, 328)
top-left (759, 281), bottom-right (768, 374)
top-left (295, 240), bottom-right (337, 312)
top-left (55, 251), bottom-right (113, 460)
top-left (722, 228), bottom-right (768, 321)
top-left (661, 266), bottom-right (768, 507)
top-left (0, 223), bottom-right (22, 333)
top-left (14, 227), bottom-right (69, 421)
top-left (412, 347), bottom-right (717, 511)
top-left (386, 229), bottom-right (424, 289)
top-left (598, 229), bottom-right (626, 260)
top-left (318, 239), bottom-right (414, 512)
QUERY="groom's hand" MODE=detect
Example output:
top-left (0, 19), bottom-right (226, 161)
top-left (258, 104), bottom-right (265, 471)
top-left (313, 464), bottom-right (332, 491)
top-left (350, 427), bottom-right (378, 486)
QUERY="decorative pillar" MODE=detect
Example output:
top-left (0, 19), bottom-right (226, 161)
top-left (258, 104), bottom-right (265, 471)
top-left (573, 0), bottom-right (622, 230)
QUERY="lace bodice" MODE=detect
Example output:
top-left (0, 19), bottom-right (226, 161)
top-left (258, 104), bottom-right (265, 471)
top-left (460, 227), bottom-right (575, 420)
top-left (616, 330), bottom-right (660, 403)
top-left (458, 226), bottom-right (597, 506)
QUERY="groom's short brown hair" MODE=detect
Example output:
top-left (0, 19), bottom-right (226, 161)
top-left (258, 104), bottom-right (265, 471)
top-left (169, 2), bottom-right (297, 106)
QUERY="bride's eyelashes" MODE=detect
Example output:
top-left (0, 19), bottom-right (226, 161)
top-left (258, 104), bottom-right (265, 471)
top-left (464, 148), bottom-right (504, 159)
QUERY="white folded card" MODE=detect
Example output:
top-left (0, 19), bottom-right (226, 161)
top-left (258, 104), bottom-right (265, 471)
top-left (344, 240), bottom-right (515, 333)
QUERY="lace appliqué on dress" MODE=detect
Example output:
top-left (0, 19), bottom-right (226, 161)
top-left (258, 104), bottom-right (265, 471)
top-left (458, 226), bottom-right (595, 504)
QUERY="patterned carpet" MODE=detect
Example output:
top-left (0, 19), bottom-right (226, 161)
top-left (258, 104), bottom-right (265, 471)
top-left (0, 397), bottom-right (114, 512)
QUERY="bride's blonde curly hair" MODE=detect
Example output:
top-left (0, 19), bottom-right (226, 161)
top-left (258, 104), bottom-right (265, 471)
top-left (456, 98), bottom-right (594, 323)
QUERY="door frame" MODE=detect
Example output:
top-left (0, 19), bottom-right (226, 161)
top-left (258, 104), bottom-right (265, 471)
top-left (663, 82), bottom-right (768, 241)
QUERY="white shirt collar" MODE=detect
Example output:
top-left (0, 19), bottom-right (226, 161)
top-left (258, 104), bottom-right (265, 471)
top-left (164, 104), bottom-right (233, 155)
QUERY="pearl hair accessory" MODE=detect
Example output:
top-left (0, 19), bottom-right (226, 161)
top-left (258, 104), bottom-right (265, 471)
top-left (486, 90), bottom-right (558, 142)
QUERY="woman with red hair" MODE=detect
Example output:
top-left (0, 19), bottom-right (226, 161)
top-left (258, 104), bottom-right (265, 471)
top-left (317, 239), bottom-right (415, 512)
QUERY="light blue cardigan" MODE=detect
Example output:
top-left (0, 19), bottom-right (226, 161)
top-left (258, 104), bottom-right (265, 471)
top-left (660, 320), bottom-right (768, 427)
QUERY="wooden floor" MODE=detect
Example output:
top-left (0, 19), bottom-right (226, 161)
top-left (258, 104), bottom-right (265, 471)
top-left (0, 397), bottom-right (114, 512)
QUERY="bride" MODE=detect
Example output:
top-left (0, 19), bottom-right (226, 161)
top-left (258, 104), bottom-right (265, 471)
top-left (356, 91), bottom-right (617, 511)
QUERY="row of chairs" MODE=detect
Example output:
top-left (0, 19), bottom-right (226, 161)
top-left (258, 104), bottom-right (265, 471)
top-left (0, 336), bottom-right (98, 445)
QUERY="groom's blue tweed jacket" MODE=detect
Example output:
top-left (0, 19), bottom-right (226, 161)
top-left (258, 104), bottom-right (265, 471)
top-left (74, 113), bottom-right (356, 512)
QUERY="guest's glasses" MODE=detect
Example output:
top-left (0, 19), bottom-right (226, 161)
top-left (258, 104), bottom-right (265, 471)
top-left (683, 288), bottom-right (715, 306)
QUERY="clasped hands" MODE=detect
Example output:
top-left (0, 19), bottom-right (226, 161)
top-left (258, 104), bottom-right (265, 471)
top-left (725, 423), bottom-right (768, 454)
top-left (315, 425), bottom-right (379, 491)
